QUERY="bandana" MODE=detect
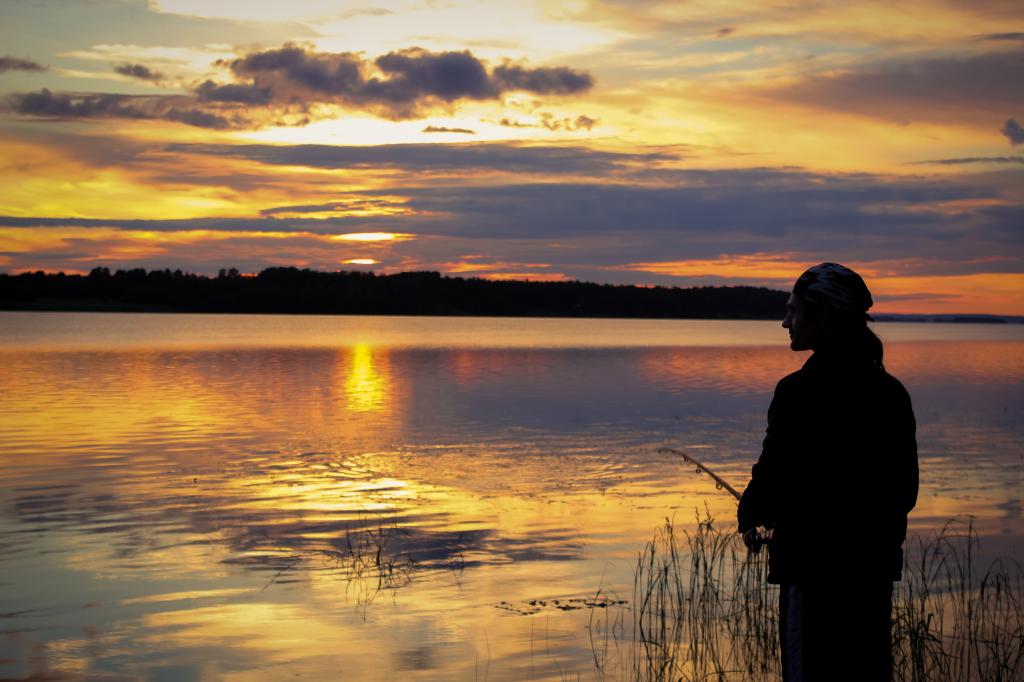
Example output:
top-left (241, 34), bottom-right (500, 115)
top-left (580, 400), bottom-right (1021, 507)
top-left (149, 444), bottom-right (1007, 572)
top-left (794, 262), bottom-right (873, 318)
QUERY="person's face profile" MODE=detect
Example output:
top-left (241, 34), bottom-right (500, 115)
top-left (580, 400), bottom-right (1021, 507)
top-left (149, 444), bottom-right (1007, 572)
top-left (782, 293), bottom-right (821, 351)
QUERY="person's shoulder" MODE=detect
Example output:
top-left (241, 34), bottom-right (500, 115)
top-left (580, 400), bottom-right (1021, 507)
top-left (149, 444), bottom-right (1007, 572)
top-left (772, 365), bottom-right (809, 396)
top-left (879, 369), bottom-right (913, 404)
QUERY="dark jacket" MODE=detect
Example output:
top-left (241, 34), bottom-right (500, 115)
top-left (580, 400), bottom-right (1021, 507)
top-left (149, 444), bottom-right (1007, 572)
top-left (737, 350), bottom-right (918, 584)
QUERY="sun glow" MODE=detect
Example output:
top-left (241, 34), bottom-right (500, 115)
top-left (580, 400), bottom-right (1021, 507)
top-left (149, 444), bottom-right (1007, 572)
top-left (330, 233), bottom-right (412, 242)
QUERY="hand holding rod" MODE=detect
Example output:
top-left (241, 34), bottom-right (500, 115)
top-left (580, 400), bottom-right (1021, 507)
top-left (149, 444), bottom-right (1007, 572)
top-left (659, 447), bottom-right (768, 552)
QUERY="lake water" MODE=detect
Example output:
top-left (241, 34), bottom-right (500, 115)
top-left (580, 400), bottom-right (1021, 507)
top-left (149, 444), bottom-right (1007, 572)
top-left (1, 312), bottom-right (1021, 681)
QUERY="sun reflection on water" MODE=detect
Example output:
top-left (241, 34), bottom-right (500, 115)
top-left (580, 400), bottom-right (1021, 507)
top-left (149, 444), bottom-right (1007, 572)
top-left (344, 343), bottom-right (388, 413)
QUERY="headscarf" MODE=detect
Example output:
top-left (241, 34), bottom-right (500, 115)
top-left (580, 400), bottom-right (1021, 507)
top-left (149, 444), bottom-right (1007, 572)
top-left (793, 262), bottom-right (874, 320)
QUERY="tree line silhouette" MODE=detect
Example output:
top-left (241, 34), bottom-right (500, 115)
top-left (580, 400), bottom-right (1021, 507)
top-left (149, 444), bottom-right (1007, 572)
top-left (0, 267), bottom-right (789, 318)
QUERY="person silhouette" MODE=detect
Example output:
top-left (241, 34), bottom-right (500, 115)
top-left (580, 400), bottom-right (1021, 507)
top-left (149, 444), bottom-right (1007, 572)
top-left (738, 263), bottom-right (919, 681)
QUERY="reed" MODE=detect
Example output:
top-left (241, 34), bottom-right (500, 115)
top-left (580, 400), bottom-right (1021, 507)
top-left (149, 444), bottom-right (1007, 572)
top-left (336, 513), bottom-right (415, 592)
top-left (631, 514), bottom-right (1023, 682)
top-left (317, 512), bottom-right (417, 611)
top-left (632, 511), bottom-right (777, 681)
top-left (892, 520), bottom-right (1024, 682)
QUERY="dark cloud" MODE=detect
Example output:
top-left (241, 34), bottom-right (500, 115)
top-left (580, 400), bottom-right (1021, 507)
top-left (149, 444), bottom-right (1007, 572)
top-left (976, 32), bottom-right (1024, 42)
top-left (422, 125), bottom-right (475, 134)
top-left (373, 49), bottom-right (495, 103)
top-left (713, 27), bottom-right (736, 38)
top-left (1, 88), bottom-right (231, 129)
top-left (368, 178), bottom-right (981, 241)
top-left (195, 80), bottom-right (272, 104)
top-left (163, 107), bottom-right (232, 129)
top-left (165, 141), bottom-right (667, 174)
top-left (5, 133), bottom-right (673, 189)
top-left (114, 63), bottom-right (163, 81)
top-left (225, 45), bottom-right (365, 95)
top-left (214, 44), bottom-right (593, 119)
top-left (491, 63), bottom-right (593, 94)
top-left (260, 197), bottom-right (408, 217)
top-left (497, 113), bottom-right (598, 131)
top-left (0, 56), bottom-right (47, 72)
top-left (5, 88), bottom-right (151, 120)
top-left (912, 156), bottom-right (1024, 165)
top-left (770, 49), bottom-right (1024, 126)
top-left (1002, 118), bottom-right (1024, 146)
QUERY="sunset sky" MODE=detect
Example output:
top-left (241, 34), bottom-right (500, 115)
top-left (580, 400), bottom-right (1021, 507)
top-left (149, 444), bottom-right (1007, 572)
top-left (1, 0), bottom-right (1022, 314)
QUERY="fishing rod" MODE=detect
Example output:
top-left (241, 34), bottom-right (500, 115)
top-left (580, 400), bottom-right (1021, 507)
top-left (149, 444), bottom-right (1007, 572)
top-left (657, 447), bottom-right (741, 501)
top-left (657, 446), bottom-right (769, 552)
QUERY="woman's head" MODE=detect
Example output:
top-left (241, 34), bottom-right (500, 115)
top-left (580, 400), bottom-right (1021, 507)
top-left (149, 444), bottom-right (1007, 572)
top-left (783, 262), bottom-right (882, 364)
top-left (791, 262), bottom-right (873, 316)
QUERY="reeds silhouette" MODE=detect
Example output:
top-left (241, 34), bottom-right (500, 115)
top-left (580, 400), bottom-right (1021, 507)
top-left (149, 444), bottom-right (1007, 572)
top-left (892, 520), bottom-right (1024, 681)
top-left (630, 513), bottom-right (1023, 681)
top-left (633, 511), bottom-right (777, 681)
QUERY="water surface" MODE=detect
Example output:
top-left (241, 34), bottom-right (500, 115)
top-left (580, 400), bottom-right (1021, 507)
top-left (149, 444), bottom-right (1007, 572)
top-left (1, 313), bottom-right (1021, 680)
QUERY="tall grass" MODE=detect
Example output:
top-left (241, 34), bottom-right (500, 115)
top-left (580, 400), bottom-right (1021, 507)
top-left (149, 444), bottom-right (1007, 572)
top-left (633, 512), bottom-right (777, 681)
top-left (892, 520), bottom-right (1024, 681)
top-left (631, 514), bottom-right (1023, 682)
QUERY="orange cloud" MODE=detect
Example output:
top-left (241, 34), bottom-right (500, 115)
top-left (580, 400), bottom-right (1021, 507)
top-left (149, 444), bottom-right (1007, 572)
top-left (622, 253), bottom-right (809, 280)
top-left (479, 272), bottom-right (568, 282)
top-left (0, 226), bottom-right (411, 274)
top-left (439, 260), bottom-right (553, 274)
top-left (0, 227), bottom-right (413, 249)
top-left (618, 255), bottom-right (1024, 315)
top-left (871, 273), bottom-right (1024, 316)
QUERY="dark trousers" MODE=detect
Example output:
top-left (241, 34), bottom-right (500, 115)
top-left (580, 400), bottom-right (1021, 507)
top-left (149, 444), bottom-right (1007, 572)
top-left (780, 581), bottom-right (893, 682)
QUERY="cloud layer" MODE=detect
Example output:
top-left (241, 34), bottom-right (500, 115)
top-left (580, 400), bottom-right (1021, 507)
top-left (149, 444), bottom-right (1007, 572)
top-left (766, 48), bottom-right (1024, 126)
top-left (164, 141), bottom-right (662, 174)
top-left (5, 88), bottom-right (232, 129)
top-left (2, 45), bottom-right (593, 129)
top-left (3, 150), bottom-right (1019, 271)
top-left (0, 56), bottom-right (47, 72)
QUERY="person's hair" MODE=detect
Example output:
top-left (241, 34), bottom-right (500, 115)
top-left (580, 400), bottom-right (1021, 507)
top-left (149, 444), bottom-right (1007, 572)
top-left (793, 286), bottom-right (884, 369)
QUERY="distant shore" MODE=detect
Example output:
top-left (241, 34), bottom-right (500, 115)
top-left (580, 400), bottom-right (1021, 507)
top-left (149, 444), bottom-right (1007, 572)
top-left (2, 267), bottom-right (1020, 322)
top-left (1, 267), bottom-right (789, 320)
top-left (870, 313), bottom-right (1022, 324)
